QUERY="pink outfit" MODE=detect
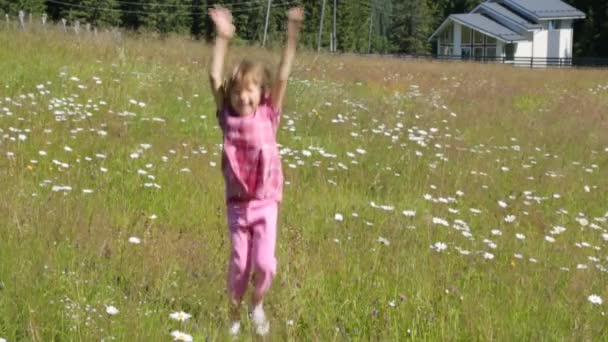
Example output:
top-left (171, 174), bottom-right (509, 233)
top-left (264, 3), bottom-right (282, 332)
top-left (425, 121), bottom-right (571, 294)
top-left (218, 100), bottom-right (283, 203)
top-left (218, 100), bottom-right (283, 302)
top-left (226, 199), bottom-right (278, 302)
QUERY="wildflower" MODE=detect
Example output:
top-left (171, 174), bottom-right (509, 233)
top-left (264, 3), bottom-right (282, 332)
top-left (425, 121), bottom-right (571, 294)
top-left (498, 200), bottom-right (507, 208)
top-left (432, 217), bottom-right (449, 227)
top-left (544, 236), bottom-right (556, 243)
top-left (377, 237), bottom-right (390, 246)
top-left (128, 237), bottom-right (141, 244)
top-left (402, 210), bottom-right (416, 217)
top-left (105, 305), bottom-right (119, 315)
top-left (505, 215), bottom-right (516, 223)
top-left (431, 242), bottom-right (447, 252)
top-left (516, 233), bottom-right (526, 240)
top-left (170, 330), bottom-right (193, 342)
top-left (483, 252), bottom-right (494, 260)
top-left (169, 311), bottom-right (192, 322)
top-left (550, 226), bottom-right (566, 235)
top-left (52, 185), bottom-right (72, 192)
top-left (588, 294), bottom-right (603, 305)
top-left (334, 213), bottom-right (343, 222)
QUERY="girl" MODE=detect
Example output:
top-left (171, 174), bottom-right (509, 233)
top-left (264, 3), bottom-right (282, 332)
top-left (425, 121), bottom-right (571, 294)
top-left (208, 5), bottom-right (304, 337)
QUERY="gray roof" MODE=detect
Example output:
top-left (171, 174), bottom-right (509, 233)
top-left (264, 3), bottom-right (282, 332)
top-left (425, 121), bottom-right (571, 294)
top-left (450, 14), bottom-right (527, 42)
top-left (479, 2), bottom-right (541, 30)
top-left (503, 0), bottom-right (586, 20)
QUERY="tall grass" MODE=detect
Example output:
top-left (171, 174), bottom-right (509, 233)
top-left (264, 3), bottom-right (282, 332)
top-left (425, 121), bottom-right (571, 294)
top-left (0, 25), bottom-right (607, 341)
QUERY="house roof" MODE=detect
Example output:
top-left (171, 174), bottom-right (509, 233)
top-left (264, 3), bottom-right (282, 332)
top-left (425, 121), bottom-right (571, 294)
top-left (502, 0), bottom-right (586, 20)
top-left (478, 2), bottom-right (541, 30)
top-left (429, 13), bottom-right (527, 43)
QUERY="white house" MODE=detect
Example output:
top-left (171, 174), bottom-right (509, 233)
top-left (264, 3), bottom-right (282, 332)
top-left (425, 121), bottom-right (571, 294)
top-left (428, 0), bottom-right (586, 64)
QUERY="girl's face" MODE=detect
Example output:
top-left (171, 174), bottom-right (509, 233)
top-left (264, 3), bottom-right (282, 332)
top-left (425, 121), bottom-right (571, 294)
top-left (229, 79), bottom-right (262, 117)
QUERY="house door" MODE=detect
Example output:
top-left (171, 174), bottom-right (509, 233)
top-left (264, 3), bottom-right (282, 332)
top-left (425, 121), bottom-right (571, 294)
top-left (505, 43), bottom-right (516, 61)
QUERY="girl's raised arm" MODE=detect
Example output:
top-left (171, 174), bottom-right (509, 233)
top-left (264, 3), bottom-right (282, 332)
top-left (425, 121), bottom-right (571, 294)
top-left (271, 7), bottom-right (304, 113)
top-left (209, 7), bottom-right (235, 111)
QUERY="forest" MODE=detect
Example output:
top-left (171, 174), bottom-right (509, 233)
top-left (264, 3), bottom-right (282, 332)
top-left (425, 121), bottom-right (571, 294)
top-left (1, 0), bottom-right (607, 57)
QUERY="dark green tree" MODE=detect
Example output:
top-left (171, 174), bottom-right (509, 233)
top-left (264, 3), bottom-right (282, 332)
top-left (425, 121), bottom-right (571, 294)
top-left (389, 0), bottom-right (435, 54)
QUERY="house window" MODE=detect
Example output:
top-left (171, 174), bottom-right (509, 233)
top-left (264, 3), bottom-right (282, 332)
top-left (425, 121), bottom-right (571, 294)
top-left (461, 47), bottom-right (471, 58)
top-left (486, 47), bottom-right (497, 58)
top-left (505, 43), bottom-right (516, 61)
top-left (473, 47), bottom-right (484, 59)
top-left (474, 31), bottom-right (484, 44)
top-left (486, 36), bottom-right (497, 44)
top-left (462, 26), bottom-right (472, 44)
top-left (443, 25), bottom-right (453, 42)
top-left (442, 46), bottom-right (453, 56)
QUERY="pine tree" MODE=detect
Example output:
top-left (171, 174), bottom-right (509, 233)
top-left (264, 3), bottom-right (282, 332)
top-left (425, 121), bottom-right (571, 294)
top-left (389, 0), bottom-right (435, 54)
top-left (190, 0), bottom-right (208, 40)
top-left (141, 0), bottom-right (193, 35)
top-left (80, 0), bottom-right (121, 27)
top-left (1, 0), bottom-right (45, 15)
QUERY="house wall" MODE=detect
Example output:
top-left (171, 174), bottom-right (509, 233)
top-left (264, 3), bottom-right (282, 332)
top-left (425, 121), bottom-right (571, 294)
top-left (453, 23), bottom-right (462, 56)
top-left (533, 25), bottom-right (548, 58)
top-left (558, 20), bottom-right (574, 58)
top-left (514, 41), bottom-right (532, 58)
top-left (543, 20), bottom-right (574, 59)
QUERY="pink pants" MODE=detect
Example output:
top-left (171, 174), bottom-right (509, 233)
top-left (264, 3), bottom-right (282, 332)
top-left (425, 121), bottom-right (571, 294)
top-left (226, 198), bottom-right (278, 303)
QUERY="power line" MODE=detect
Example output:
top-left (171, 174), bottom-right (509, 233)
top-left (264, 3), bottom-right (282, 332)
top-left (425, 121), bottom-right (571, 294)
top-left (45, 0), bottom-right (299, 16)
top-left (111, 0), bottom-right (264, 8)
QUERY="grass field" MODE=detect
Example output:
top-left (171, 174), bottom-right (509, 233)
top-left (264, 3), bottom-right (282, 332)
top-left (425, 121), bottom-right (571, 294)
top-left (1, 26), bottom-right (607, 341)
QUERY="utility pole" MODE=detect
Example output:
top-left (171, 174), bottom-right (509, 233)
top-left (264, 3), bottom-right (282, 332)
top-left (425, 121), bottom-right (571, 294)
top-left (262, 0), bottom-right (272, 47)
top-left (317, 0), bottom-right (326, 52)
top-left (332, 0), bottom-right (337, 52)
top-left (367, 2), bottom-right (374, 53)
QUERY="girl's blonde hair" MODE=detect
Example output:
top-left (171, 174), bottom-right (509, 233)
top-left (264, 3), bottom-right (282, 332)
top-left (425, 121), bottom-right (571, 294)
top-left (224, 59), bottom-right (272, 104)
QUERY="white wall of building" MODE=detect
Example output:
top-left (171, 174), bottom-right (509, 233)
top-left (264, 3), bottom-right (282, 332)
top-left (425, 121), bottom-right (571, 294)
top-left (533, 28), bottom-right (548, 58)
top-left (545, 20), bottom-right (573, 58)
top-left (514, 41), bottom-right (532, 58)
top-left (453, 23), bottom-right (462, 56)
top-left (558, 21), bottom-right (574, 58)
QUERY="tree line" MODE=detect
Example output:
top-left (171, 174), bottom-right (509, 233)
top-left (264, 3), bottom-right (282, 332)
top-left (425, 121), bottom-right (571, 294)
top-left (1, 0), bottom-right (607, 57)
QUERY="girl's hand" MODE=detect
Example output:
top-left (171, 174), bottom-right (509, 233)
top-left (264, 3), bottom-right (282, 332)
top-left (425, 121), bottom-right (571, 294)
top-left (287, 7), bottom-right (304, 23)
top-left (209, 6), bottom-right (235, 39)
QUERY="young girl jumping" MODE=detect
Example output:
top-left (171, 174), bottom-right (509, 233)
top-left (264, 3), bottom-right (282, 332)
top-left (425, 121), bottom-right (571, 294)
top-left (208, 5), bottom-right (304, 337)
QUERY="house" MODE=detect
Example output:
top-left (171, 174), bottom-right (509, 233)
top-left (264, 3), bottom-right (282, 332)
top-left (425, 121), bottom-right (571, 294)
top-left (428, 0), bottom-right (586, 64)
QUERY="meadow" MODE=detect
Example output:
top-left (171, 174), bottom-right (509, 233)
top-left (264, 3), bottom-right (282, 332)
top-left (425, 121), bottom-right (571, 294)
top-left (0, 25), bottom-right (607, 341)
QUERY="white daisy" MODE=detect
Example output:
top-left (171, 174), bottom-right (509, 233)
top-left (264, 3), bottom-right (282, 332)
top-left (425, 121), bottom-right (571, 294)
top-left (588, 294), bottom-right (603, 305)
top-left (169, 311), bottom-right (192, 322)
top-left (170, 330), bottom-right (193, 342)
top-left (105, 305), bottom-right (119, 315)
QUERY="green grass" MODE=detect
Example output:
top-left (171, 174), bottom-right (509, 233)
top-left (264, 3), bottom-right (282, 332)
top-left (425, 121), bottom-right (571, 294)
top-left (1, 26), bottom-right (607, 341)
